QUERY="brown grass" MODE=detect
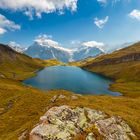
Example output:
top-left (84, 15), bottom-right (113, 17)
top-left (0, 44), bottom-right (140, 139)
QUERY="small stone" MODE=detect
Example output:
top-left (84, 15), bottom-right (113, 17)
top-left (50, 95), bottom-right (58, 103)
top-left (58, 94), bottom-right (66, 99)
top-left (18, 130), bottom-right (28, 140)
top-left (71, 95), bottom-right (78, 100)
top-left (86, 133), bottom-right (96, 140)
top-left (50, 95), bottom-right (67, 103)
top-left (0, 73), bottom-right (5, 78)
top-left (7, 100), bottom-right (13, 109)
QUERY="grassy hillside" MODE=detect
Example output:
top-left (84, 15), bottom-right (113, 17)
top-left (81, 42), bottom-right (140, 96)
top-left (0, 44), bottom-right (63, 139)
top-left (0, 44), bottom-right (140, 139)
top-left (70, 42), bottom-right (140, 138)
top-left (0, 44), bottom-right (62, 80)
top-left (82, 42), bottom-right (140, 81)
top-left (0, 78), bottom-right (140, 139)
top-left (0, 44), bottom-right (45, 80)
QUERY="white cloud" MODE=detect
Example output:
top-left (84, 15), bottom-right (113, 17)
top-left (0, 27), bottom-right (6, 35)
top-left (0, 0), bottom-right (78, 19)
top-left (129, 9), bottom-right (140, 21)
top-left (35, 34), bottom-right (59, 46)
top-left (97, 0), bottom-right (107, 5)
top-left (0, 14), bottom-right (20, 35)
top-left (94, 16), bottom-right (109, 29)
top-left (82, 41), bottom-right (104, 48)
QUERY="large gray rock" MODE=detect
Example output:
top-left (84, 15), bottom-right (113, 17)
top-left (30, 106), bottom-right (136, 140)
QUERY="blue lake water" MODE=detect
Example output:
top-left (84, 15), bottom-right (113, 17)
top-left (23, 66), bottom-right (120, 96)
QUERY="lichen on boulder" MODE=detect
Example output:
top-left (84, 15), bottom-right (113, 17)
top-left (30, 106), bottom-right (136, 140)
top-left (95, 116), bottom-right (136, 140)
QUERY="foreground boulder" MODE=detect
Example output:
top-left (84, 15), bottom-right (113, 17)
top-left (30, 106), bottom-right (136, 140)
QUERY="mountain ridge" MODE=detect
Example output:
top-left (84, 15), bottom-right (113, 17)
top-left (25, 40), bottom-right (104, 62)
top-left (9, 35), bottom-right (104, 62)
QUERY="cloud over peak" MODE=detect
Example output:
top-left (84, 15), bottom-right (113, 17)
top-left (0, 14), bottom-right (20, 35)
top-left (82, 41), bottom-right (105, 51)
top-left (35, 34), bottom-right (59, 46)
top-left (129, 9), bottom-right (140, 21)
top-left (94, 16), bottom-right (109, 29)
top-left (0, 0), bottom-right (78, 19)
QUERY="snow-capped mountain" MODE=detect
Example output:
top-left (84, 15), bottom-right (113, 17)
top-left (25, 35), bottom-right (105, 62)
top-left (8, 41), bottom-right (27, 53)
top-left (73, 41), bottom-right (105, 61)
top-left (25, 35), bottom-right (73, 62)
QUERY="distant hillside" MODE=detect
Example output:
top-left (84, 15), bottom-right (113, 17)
top-left (82, 42), bottom-right (140, 82)
top-left (0, 44), bottom-right (48, 80)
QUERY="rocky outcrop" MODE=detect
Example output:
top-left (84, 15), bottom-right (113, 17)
top-left (50, 94), bottom-right (79, 103)
top-left (30, 106), bottom-right (136, 140)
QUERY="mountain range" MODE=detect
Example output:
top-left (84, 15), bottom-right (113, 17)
top-left (8, 36), bottom-right (136, 63)
top-left (9, 36), bottom-right (105, 62)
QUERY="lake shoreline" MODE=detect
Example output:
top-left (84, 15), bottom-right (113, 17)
top-left (23, 65), bottom-right (121, 96)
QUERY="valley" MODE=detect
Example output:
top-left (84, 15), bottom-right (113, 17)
top-left (0, 43), bottom-right (140, 139)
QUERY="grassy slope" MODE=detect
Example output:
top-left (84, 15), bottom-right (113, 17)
top-left (81, 42), bottom-right (140, 96)
top-left (0, 79), bottom-right (139, 139)
top-left (0, 44), bottom-right (140, 139)
top-left (0, 44), bottom-right (63, 139)
top-left (0, 44), bottom-right (63, 80)
top-left (77, 42), bottom-right (140, 137)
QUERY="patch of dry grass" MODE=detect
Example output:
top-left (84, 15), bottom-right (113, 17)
top-left (0, 44), bottom-right (140, 139)
top-left (0, 77), bottom-right (140, 139)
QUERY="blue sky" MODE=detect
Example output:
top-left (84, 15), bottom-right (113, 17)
top-left (0, 0), bottom-right (140, 48)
